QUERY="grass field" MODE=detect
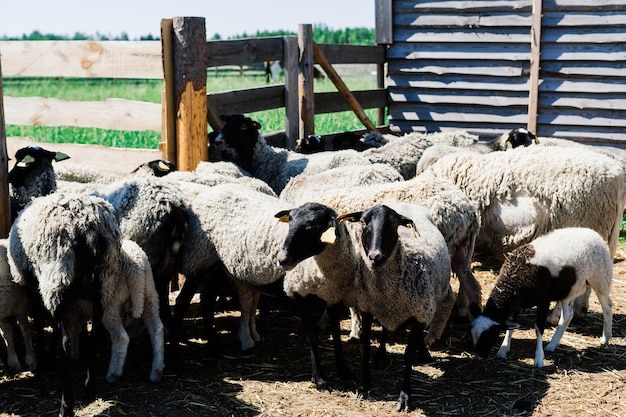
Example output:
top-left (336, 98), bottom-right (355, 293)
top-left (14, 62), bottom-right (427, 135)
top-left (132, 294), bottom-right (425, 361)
top-left (4, 65), bottom-right (380, 149)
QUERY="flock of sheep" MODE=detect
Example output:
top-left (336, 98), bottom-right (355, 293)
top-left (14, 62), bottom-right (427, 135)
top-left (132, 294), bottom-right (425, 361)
top-left (1, 116), bottom-right (624, 415)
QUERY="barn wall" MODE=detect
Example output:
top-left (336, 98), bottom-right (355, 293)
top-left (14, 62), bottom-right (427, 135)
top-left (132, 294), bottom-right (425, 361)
top-left (385, 0), bottom-right (626, 146)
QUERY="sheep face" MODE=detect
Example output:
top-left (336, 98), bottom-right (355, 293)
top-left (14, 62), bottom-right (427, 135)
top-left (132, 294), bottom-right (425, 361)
top-left (506, 128), bottom-right (538, 148)
top-left (132, 159), bottom-right (176, 177)
top-left (275, 203), bottom-right (337, 270)
top-left (471, 314), bottom-right (507, 361)
top-left (339, 205), bottom-right (414, 270)
top-left (8, 146), bottom-right (69, 191)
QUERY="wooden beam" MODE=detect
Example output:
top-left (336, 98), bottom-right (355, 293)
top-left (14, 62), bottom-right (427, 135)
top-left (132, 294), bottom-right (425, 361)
top-left (528, 0), bottom-right (543, 134)
top-left (313, 43), bottom-right (380, 134)
top-left (171, 17), bottom-right (208, 171)
top-left (298, 24), bottom-right (315, 141)
top-left (283, 36), bottom-right (300, 149)
top-left (161, 18), bottom-right (177, 164)
top-left (0, 58), bottom-right (10, 238)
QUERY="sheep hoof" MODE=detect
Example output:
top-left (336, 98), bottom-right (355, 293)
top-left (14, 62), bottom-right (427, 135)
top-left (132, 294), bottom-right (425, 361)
top-left (314, 377), bottom-right (332, 394)
top-left (106, 373), bottom-right (120, 384)
top-left (544, 344), bottom-right (557, 353)
top-left (149, 369), bottom-right (163, 383)
top-left (347, 336), bottom-right (360, 344)
top-left (397, 391), bottom-right (410, 412)
top-left (357, 386), bottom-right (369, 399)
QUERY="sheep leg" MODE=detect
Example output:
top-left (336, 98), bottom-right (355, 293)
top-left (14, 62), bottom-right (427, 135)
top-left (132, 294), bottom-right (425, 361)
top-left (533, 302), bottom-right (550, 368)
top-left (17, 315), bottom-right (37, 371)
top-left (451, 249), bottom-right (481, 319)
top-left (533, 325), bottom-right (545, 368)
top-left (545, 301), bottom-right (574, 353)
top-left (398, 320), bottom-right (425, 413)
top-left (0, 318), bottom-right (22, 373)
top-left (102, 311), bottom-right (130, 383)
top-left (142, 289), bottom-right (165, 382)
top-left (199, 276), bottom-right (222, 356)
top-left (496, 330), bottom-right (513, 359)
top-left (348, 306), bottom-right (362, 343)
top-left (236, 284), bottom-right (258, 351)
top-left (56, 316), bottom-right (75, 417)
top-left (326, 302), bottom-right (354, 382)
top-left (358, 312), bottom-right (374, 399)
top-left (595, 291), bottom-right (613, 345)
top-left (84, 298), bottom-right (103, 400)
top-left (249, 291), bottom-right (261, 344)
top-left (373, 327), bottom-right (388, 368)
top-left (573, 287), bottom-right (591, 318)
top-left (293, 295), bottom-right (331, 392)
top-left (171, 273), bottom-right (204, 350)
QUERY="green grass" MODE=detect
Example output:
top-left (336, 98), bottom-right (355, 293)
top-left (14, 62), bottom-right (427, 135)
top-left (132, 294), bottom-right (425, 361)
top-left (4, 68), bottom-right (380, 149)
top-left (621, 212), bottom-right (626, 244)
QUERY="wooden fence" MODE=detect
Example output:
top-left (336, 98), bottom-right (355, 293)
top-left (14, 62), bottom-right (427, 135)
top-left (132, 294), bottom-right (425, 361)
top-left (379, 0), bottom-right (626, 145)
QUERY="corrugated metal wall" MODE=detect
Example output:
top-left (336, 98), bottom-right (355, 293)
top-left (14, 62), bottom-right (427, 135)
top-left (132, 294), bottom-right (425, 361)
top-left (386, 0), bottom-right (626, 145)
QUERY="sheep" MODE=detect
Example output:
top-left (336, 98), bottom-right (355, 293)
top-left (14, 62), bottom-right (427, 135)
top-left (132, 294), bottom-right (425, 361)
top-left (469, 227), bottom-right (613, 368)
top-left (8, 146), bottom-right (69, 222)
top-left (212, 114), bottom-right (373, 193)
top-left (339, 203), bottom-right (455, 412)
top-left (8, 192), bottom-right (122, 417)
top-left (422, 144), bottom-right (626, 319)
top-left (0, 239), bottom-right (36, 373)
top-left (279, 163), bottom-right (404, 205)
top-left (312, 172), bottom-right (482, 320)
top-left (275, 202), bottom-right (363, 389)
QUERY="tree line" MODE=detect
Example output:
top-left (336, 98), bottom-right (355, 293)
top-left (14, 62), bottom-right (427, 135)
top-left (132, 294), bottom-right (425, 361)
top-left (1, 25), bottom-right (376, 45)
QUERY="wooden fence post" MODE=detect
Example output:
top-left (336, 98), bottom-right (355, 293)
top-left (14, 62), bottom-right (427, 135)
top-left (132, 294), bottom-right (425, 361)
top-left (161, 18), bottom-right (177, 164)
top-left (0, 57), bottom-right (10, 238)
top-left (283, 36), bottom-right (299, 149)
top-left (298, 24), bottom-right (315, 141)
top-left (170, 16), bottom-right (208, 171)
top-left (528, 0), bottom-right (543, 135)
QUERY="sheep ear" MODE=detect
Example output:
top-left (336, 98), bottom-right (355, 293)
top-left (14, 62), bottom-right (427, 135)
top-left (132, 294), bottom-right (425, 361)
top-left (501, 321), bottom-right (520, 331)
top-left (320, 226), bottom-right (336, 245)
top-left (337, 211), bottom-right (362, 223)
top-left (399, 218), bottom-right (420, 237)
top-left (252, 121), bottom-right (262, 129)
top-left (54, 152), bottom-right (70, 162)
top-left (17, 155), bottom-right (35, 167)
top-left (275, 210), bottom-right (290, 223)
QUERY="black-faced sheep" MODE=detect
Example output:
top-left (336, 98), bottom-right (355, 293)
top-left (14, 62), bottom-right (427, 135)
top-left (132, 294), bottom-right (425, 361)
top-left (470, 227), bottom-right (613, 368)
top-left (339, 203), bottom-right (455, 412)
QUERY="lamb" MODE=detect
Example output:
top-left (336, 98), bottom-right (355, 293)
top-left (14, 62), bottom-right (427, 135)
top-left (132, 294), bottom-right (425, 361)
top-left (313, 172), bottom-right (481, 319)
top-left (0, 239), bottom-right (37, 373)
top-left (470, 227), bottom-right (613, 368)
top-left (7, 193), bottom-right (123, 417)
top-left (339, 203), bottom-right (455, 412)
top-left (279, 163), bottom-right (403, 205)
top-left (213, 114), bottom-right (373, 193)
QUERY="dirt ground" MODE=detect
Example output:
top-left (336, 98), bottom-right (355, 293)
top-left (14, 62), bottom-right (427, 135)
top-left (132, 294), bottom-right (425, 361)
top-left (1, 244), bottom-right (625, 417)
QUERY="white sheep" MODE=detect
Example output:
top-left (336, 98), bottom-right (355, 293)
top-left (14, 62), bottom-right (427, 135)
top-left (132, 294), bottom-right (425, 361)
top-left (279, 163), bottom-right (403, 205)
top-left (470, 227), bottom-right (613, 368)
top-left (339, 203), bottom-right (455, 412)
top-left (8, 192), bottom-right (122, 417)
top-left (0, 239), bottom-right (36, 373)
top-left (313, 172), bottom-right (482, 319)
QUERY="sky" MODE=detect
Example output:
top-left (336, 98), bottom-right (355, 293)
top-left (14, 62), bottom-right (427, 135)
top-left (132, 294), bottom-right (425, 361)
top-left (0, 0), bottom-right (375, 40)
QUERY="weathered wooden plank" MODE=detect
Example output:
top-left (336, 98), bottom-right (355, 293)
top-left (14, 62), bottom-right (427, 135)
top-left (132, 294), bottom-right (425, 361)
top-left (537, 109), bottom-right (626, 127)
top-left (210, 85), bottom-right (285, 114)
top-left (376, 0), bottom-right (393, 44)
top-left (528, 0), bottom-right (543, 134)
top-left (394, 0), bottom-right (532, 12)
top-left (388, 90), bottom-right (528, 107)
top-left (388, 75), bottom-right (530, 91)
top-left (387, 60), bottom-right (527, 77)
top-left (394, 28), bottom-right (530, 43)
top-left (298, 25), bottom-right (315, 141)
top-left (316, 44), bottom-right (386, 65)
top-left (540, 44), bottom-right (626, 61)
top-left (542, 27), bottom-right (626, 43)
top-left (387, 43), bottom-right (530, 60)
top-left (539, 77), bottom-right (626, 93)
top-left (394, 13), bottom-right (532, 27)
top-left (389, 120), bottom-right (524, 138)
top-left (314, 90), bottom-right (387, 114)
top-left (388, 104), bottom-right (529, 124)
top-left (0, 57), bottom-right (9, 238)
top-left (4, 96), bottom-right (161, 131)
top-left (540, 93), bottom-right (626, 111)
top-left (205, 37), bottom-right (285, 67)
top-left (537, 124), bottom-right (626, 142)
top-left (0, 41), bottom-right (162, 79)
top-left (544, 0), bottom-right (626, 11)
top-left (542, 12), bottom-right (626, 27)
top-left (541, 61), bottom-right (625, 77)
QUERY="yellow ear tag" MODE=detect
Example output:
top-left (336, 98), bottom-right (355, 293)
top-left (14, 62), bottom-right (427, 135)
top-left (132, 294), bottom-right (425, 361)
top-left (534, 137), bottom-right (540, 144)
top-left (320, 227), bottom-right (336, 245)
top-left (406, 223), bottom-right (420, 238)
top-left (277, 214), bottom-right (290, 223)
top-left (158, 161), bottom-right (171, 172)
top-left (16, 161), bottom-right (29, 168)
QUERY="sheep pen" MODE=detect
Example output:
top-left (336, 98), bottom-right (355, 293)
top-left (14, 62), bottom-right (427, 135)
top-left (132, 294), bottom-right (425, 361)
top-left (0, 238), bottom-right (623, 416)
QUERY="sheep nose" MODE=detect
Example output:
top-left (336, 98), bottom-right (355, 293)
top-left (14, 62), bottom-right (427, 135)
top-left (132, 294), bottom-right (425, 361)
top-left (277, 249), bottom-right (295, 271)
top-left (369, 251), bottom-right (386, 268)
